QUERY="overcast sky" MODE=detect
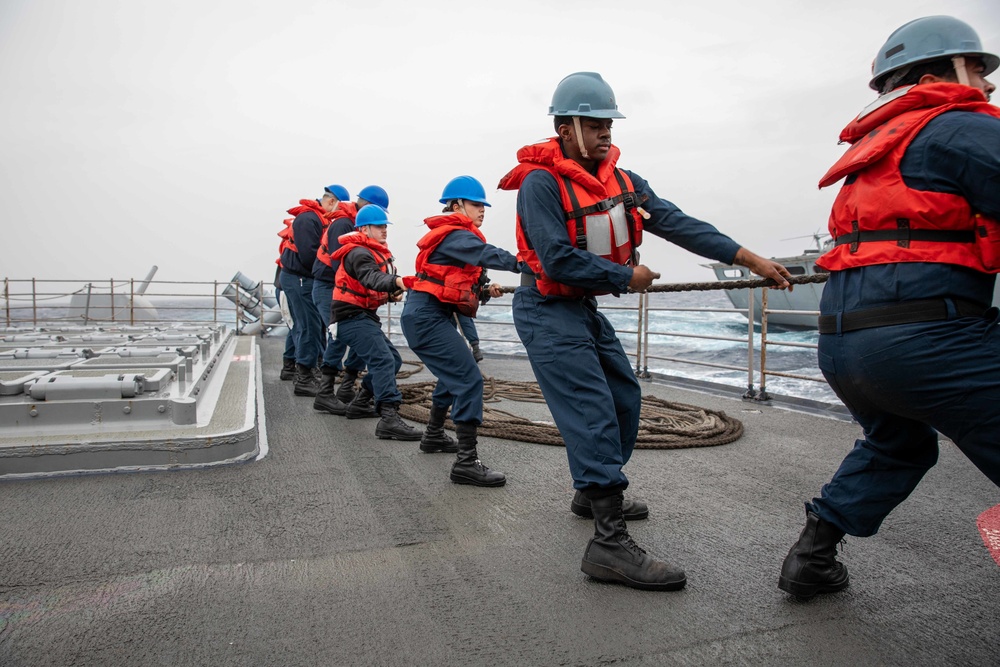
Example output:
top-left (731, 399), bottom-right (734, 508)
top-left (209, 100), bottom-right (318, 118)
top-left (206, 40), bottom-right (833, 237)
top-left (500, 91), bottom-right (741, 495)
top-left (1, 0), bottom-right (998, 290)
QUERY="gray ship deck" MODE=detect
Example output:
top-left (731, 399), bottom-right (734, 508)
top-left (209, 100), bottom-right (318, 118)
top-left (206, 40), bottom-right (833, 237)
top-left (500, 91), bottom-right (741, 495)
top-left (1, 335), bottom-right (997, 666)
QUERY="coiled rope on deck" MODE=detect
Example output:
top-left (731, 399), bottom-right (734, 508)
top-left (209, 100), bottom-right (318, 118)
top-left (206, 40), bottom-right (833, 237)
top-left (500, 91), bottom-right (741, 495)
top-left (396, 362), bottom-right (744, 450)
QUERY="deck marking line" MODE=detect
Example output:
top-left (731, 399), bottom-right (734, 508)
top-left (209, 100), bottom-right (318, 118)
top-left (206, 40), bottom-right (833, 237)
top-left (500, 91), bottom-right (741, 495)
top-left (977, 504), bottom-right (1000, 567)
top-left (254, 340), bottom-right (269, 461)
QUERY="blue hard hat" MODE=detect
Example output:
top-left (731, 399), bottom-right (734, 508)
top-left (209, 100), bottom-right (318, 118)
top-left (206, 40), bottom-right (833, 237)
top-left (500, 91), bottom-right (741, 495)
top-left (324, 184), bottom-right (350, 201)
top-left (438, 175), bottom-right (491, 207)
top-left (548, 72), bottom-right (625, 119)
top-left (355, 204), bottom-right (392, 227)
top-left (357, 185), bottom-right (390, 209)
top-left (870, 15), bottom-right (999, 91)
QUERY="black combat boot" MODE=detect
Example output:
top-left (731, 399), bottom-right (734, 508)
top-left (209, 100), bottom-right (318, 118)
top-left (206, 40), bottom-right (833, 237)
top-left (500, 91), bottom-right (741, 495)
top-left (471, 343), bottom-right (483, 363)
top-left (345, 385), bottom-right (378, 419)
top-left (313, 367), bottom-right (347, 416)
top-left (580, 490), bottom-right (686, 591)
top-left (571, 489), bottom-right (649, 521)
top-left (293, 363), bottom-right (320, 397)
top-left (450, 422), bottom-right (506, 487)
top-left (375, 403), bottom-right (423, 441)
top-left (336, 369), bottom-right (359, 404)
top-left (420, 404), bottom-right (457, 453)
top-left (280, 357), bottom-right (296, 381)
top-left (778, 510), bottom-right (849, 599)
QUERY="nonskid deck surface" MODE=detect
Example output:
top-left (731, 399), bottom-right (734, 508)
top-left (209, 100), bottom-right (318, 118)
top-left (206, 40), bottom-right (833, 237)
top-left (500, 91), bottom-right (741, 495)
top-left (0, 334), bottom-right (996, 666)
top-left (0, 323), bottom-right (259, 478)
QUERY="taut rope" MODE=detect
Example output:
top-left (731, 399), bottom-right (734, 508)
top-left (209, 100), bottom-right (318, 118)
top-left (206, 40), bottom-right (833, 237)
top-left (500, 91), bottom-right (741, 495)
top-left (499, 273), bottom-right (828, 294)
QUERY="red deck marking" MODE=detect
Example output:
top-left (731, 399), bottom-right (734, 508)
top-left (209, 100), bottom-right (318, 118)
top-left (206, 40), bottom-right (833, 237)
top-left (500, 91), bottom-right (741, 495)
top-left (977, 504), bottom-right (1000, 566)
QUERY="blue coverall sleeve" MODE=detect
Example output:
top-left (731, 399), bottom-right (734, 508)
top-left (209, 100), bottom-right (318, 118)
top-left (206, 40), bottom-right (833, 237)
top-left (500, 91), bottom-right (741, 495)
top-left (517, 170), bottom-right (633, 294)
top-left (432, 231), bottom-right (522, 273)
top-left (624, 170), bottom-right (742, 265)
top-left (344, 249), bottom-right (399, 294)
top-left (901, 111), bottom-right (1000, 219)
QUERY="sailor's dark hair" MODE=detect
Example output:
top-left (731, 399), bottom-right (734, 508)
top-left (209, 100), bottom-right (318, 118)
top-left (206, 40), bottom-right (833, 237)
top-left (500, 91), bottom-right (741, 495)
top-left (881, 57), bottom-right (965, 93)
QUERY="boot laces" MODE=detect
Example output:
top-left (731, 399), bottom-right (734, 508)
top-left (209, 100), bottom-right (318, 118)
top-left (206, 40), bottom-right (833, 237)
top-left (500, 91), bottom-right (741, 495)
top-left (385, 411), bottom-right (410, 428)
top-left (616, 520), bottom-right (646, 555)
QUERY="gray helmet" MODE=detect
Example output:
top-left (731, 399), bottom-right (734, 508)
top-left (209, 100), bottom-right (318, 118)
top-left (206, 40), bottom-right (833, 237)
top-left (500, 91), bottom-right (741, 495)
top-left (548, 72), bottom-right (625, 118)
top-left (870, 15), bottom-right (999, 91)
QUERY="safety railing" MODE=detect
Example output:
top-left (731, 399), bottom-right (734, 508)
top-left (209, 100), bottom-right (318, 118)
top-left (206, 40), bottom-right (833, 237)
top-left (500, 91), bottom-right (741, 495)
top-left (382, 273), bottom-right (832, 403)
top-left (634, 288), bottom-right (826, 401)
top-left (4, 273), bottom-right (831, 404)
top-left (1, 277), bottom-right (246, 331)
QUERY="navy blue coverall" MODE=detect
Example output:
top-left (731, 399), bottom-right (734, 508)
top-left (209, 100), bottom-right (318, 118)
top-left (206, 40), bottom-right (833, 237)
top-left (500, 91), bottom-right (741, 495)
top-left (274, 266), bottom-right (296, 362)
top-left (399, 231), bottom-right (522, 424)
top-left (279, 205), bottom-right (325, 368)
top-left (455, 314), bottom-right (479, 346)
top-left (811, 110), bottom-right (1000, 537)
top-left (311, 218), bottom-right (364, 374)
top-left (513, 169), bottom-right (741, 492)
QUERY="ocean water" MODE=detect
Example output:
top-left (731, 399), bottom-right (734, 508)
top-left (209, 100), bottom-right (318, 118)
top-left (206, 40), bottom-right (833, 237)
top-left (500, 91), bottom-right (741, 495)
top-left (2, 292), bottom-right (837, 405)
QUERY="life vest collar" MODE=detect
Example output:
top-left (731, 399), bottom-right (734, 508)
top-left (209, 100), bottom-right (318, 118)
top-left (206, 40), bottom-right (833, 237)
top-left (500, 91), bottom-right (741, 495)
top-left (330, 231), bottom-right (391, 261)
top-left (839, 82), bottom-right (989, 144)
top-left (820, 83), bottom-right (998, 189)
top-left (497, 137), bottom-right (621, 199)
top-left (330, 201), bottom-right (358, 222)
top-left (419, 214), bottom-right (486, 245)
top-left (286, 198), bottom-right (334, 221)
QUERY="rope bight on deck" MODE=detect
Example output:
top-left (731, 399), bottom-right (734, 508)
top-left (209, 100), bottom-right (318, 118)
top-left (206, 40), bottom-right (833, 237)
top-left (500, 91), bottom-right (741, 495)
top-left (395, 361), bottom-right (744, 450)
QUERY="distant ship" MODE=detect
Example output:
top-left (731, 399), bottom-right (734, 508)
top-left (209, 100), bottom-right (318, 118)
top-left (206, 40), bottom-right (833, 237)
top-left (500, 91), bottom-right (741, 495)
top-left (707, 235), bottom-right (1000, 330)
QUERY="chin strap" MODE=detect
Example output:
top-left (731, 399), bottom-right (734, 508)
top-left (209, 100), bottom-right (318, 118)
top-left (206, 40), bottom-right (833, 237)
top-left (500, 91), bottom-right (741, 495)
top-left (952, 55), bottom-right (970, 86)
top-left (572, 116), bottom-right (590, 159)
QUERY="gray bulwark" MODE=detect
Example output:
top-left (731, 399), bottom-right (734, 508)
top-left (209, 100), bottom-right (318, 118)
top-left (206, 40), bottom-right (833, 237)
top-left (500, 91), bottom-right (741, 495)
top-left (0, 324), bottom-right (259, 479)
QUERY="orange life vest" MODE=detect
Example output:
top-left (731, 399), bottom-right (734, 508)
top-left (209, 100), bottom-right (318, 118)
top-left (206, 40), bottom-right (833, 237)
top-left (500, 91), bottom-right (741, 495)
top-left (412, 213), bottom-right (487, 316)
top-left (275, 218), bottom-right (293, 267)
top-left (331, 231), bottom-right (396, 310)
top-left (278, 199), bottom-right (333, 261)
top-left (817, 83), bottom-right (1000, 274)
top-left (315, 202), bottom-right (359, 268)
top-left (498, 137), bottom-right (647, 297)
